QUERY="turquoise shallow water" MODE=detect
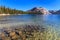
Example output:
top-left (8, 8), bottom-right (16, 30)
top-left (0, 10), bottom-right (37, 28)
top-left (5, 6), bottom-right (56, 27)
top-left (0, 14), bottom-right (60, 31)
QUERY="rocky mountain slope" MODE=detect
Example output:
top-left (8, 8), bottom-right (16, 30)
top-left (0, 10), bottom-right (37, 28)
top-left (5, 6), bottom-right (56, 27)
top-left (51, 10), bottom-right (60, 14)
top-left (49, 10), bottom-right (59, 14)
top-left (28, 7), bottom-right (50, 14)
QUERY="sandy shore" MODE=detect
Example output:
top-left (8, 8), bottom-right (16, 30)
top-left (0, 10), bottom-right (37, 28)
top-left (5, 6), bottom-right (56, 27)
top-left (0, 14), bottom-right (26, 16)
top-left (0, 14), bottom-right (10, 16)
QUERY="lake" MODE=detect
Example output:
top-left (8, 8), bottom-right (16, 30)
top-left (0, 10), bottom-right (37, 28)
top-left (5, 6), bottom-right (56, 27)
top-left (0, 14), bottom-right (60, 31)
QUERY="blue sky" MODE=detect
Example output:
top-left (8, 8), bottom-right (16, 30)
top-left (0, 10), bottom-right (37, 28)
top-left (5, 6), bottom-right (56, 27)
top-left (0, 0), bottom-right (60, 11)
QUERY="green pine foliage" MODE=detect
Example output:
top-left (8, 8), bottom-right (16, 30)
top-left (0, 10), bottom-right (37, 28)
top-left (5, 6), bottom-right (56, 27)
top-left (0, 6), bottom-right (27, 14)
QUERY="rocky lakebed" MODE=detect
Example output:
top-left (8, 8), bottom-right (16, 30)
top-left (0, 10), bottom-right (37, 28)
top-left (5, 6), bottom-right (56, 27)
top-left (0, 25), bottom-right (46, 40)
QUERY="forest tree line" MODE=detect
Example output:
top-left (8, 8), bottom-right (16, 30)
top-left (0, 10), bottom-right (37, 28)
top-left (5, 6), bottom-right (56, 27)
top-left (0, 6), bottom-right (28, 14)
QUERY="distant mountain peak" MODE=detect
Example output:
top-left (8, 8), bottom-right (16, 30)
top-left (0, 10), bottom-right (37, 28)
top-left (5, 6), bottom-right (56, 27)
top-left (28, 7), bottom-right (50, 14)
top-left (31, 7), bottom-right (44, 10)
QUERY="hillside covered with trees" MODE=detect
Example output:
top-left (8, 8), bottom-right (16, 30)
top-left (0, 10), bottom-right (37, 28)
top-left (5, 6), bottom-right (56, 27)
top-left (0, 6), bottom-right (28, 14)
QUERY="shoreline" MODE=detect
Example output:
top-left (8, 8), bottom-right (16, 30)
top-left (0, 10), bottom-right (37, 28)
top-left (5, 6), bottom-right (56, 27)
top-left (0, 13), bottom-right (51, 16)
top-left (0, 14), bottom-right (24, 16)
top-left (0, 14), bottom-right (10, 16)
top-left (0, 14), bottom-right (32, 16)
